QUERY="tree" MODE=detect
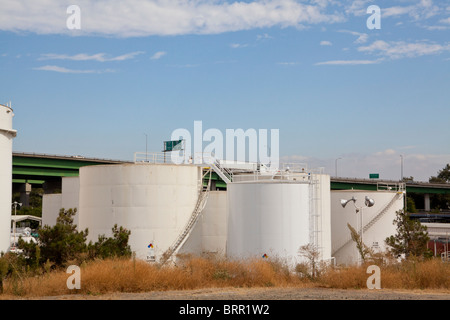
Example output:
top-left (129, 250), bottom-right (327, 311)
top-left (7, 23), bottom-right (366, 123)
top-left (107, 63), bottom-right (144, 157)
top-left (347, 223), bottom-right (373, 263)
top-left (428, 164), bottom-right (450, 211)
top-left (297, 244), bottom-right (321, 279)
top-left (429, 164), bottom-right (450, 183)
top-left (385, 210), bottom-right (432, 260)
top-left (88, 224), bottom-right (132, 259)
top-left (19, 208), bottom-right (89, 267)
top-left (18, 208), bottom-right (133, 270)
top-left (406, 196), bottom-right (417, 213)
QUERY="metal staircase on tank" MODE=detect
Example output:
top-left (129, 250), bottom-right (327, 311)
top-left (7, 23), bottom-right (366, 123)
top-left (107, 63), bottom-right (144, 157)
top-left (332, 191), bottom-right (403, 256)
top-left (160, 169), bottom-right (213, 265)
top-left (211, 159), bottom-right (232, 184)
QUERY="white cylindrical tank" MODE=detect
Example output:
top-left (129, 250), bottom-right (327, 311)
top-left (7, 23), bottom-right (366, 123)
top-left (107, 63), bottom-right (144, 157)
top-left (227, 180), bottom-right (314, 266)
top-left (0, 103), bottom-right (16, 253)
top-left (78, 163), bottom-right (202, 261)
top-left (331, 189), bottom-right (404, 265)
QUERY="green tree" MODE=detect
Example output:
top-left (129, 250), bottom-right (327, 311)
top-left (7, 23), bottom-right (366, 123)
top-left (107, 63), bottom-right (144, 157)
top-left (88, 224), bottom-right (132, 259)
top-left (18, 208), bottom-right (133, 270)
top-left (429, 164), bottom-right (450, 211)
top-left (406, 196), bottom-right (417, 213)
top-left (385, 210), bottom-right (432, 260)
top-left (18, 208), bottom-right (88, 268)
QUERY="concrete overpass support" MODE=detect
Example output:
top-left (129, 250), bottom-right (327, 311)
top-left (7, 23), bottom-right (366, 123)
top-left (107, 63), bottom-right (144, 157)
top-left (424, 193), bottom-right (431, 212)
top-left (20, 183), bottom-right (32, 207)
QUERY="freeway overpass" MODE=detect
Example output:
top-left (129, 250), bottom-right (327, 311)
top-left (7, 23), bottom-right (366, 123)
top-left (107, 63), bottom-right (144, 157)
top-left (12, 152), bottom-right (130, 205)
top-left (331, 177), bottom-right (450, 195)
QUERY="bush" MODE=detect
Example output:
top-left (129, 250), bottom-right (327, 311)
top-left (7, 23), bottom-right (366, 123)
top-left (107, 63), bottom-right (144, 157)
top-left (17, 208), bottom-right (132, 271)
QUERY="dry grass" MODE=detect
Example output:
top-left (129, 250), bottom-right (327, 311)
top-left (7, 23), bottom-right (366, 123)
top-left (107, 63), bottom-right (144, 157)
top-left (1, 255), bottom-right (449, 298)
top-left (318, 259), bottom-right (450, 290)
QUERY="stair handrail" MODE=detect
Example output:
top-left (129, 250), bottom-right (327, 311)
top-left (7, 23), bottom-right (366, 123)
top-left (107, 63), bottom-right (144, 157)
top-left (160, 169), bottom-right (212, 264)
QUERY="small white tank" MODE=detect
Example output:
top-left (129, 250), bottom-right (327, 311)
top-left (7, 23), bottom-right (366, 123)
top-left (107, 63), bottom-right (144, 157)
top-left (331, 188), bottom-right (405, 265)
top-left (227, 172), bottom-right (331, 266)
top-left (0, 103), bottom-right (16, 253)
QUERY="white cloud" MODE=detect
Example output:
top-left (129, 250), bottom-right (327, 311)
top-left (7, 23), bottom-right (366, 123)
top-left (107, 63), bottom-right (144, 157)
top-left (38, 51), bottom-right (144, 62)
top-left (230, 43), bottom-right (248, 49)
top-left (33, 65), bottom-right (114, 74)
top-left (440, 17), bottom-right (450, 24)
top-left (0, 0), bottom-right (345, 37)
top-left (375, 149), bottom-right (396, 156)
top-left (257, 33), bottom-right (273, 40)
top-left (320, 40), bottom-right (332, 46)
top-left (382, 0), bottom-right (440, 20)
top-left (358, 40), bottom-right (450, 59)
top-left (315, 59), bottom-right (381, 66)
top-left (338, 30), bottom-right (368, 44)
top-left (150, 51), bottom-right (167, 60)
top-left (277, 62), bottom-right (299, 66)
top-left (345, 0), bottom-right (371, 17)
top-left (423, 25), bottom-right (450, 31)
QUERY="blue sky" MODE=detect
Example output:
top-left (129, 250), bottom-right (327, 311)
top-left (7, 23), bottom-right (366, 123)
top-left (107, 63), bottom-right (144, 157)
top-left (1, 0), bottom-right (449, 181)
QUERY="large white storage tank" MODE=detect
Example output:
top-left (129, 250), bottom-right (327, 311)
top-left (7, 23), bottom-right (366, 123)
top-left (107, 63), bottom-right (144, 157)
top-left (78, 163), bottom-right (202, 261)
top-left (330, 187), bottom-right (405, 265)
top-left (0, 103), bottom-right (16, 253)
top-left (227, 172), bottom-right (331, 266)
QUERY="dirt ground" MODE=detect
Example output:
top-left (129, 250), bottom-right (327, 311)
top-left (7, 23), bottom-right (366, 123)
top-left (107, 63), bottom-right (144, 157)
top-left (27, 287), bottom-right (450, 300)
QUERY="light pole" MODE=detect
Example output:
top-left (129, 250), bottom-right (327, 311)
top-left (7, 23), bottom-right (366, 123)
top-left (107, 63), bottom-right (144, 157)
top-left (335, 157), bottom-right (342, 177)
top-left (145, 133), bottom-right (148, 162)
top-left (340, 195), bottom-right (375, 264)
top-left (11, 201), bottom-right (22, 250)
top-left (400, 154), bottom-right (404, 181)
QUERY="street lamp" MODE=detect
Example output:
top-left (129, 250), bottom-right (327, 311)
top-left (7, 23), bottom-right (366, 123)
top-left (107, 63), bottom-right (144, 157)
top-left (11, 201), bottom-right (22, 250)
top-left (340, 195), bottom-right (375, 264)
top-left (400, 154), bottom-right (403, 181)
top-left (145, 133), bottom-right (148, 162)
top-left (335, 157), bottom-right (342, 177)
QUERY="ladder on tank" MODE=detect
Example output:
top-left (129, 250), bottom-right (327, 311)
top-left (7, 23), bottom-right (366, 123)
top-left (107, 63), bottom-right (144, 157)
top-left (160, 169), bottom-right (212, 265)
top-left (332, 192), bottom-right (403, 256)
top-left (309, 174), bottom-right (322, 259)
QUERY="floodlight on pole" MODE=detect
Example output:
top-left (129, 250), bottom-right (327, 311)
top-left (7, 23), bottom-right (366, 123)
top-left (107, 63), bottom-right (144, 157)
top-left (339, 195), bottom-right (375, 265)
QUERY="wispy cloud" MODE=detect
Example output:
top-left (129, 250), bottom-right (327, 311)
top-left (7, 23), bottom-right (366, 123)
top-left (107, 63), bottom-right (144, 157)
top-left (315, 59), bottom-right (381, 66)
top-left (358, 40), bottom-right (450, 59)
top-left (320, 40), bottom-right (332, 46)
top-left (38, 51), bottom-right (144, 62)
top-left (382, 0), bottom-right (440, 20)
top-left (33, 65), bottom-right (115, 74)
top-left (150, 51), bottom-right (167, 60)
top-left (257, 33), bottom-right (273, 40)
top-left (338, 30), bottom-right (368, 44)
top-left (230, 43), bottom-right (248, 49)
top-left (0, 0), bottom-right (344, 37)
top-left (277, 62), bottom-right (299, 66)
